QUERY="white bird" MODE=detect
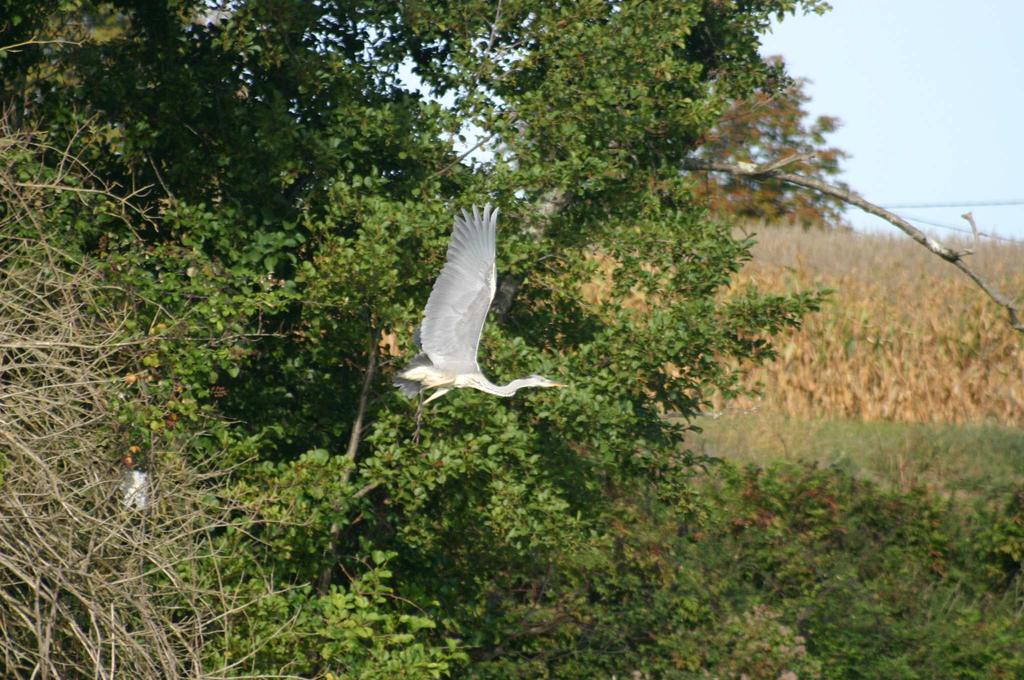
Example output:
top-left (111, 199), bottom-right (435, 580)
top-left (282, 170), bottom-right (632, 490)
top-left (395, 204), bottom-right (564, 405)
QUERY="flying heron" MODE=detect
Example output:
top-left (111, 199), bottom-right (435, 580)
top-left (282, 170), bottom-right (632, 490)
top-left (395, 204), bottom-right (564, 405)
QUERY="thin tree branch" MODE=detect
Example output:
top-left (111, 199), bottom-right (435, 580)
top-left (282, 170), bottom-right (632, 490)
top-left (318, 329), bottom-right (379, 596)
top-left (345, 330), bottom-right (378, 465)
top-left (147, 155), bottom-right (176, 202)
top-left (0, 38), bottom-right (81, 53)
top-left (683, 157), bottom-right (1024, 333)
top-left (485, 0), bottom-right (504, 55)
top-left (426, 131), bottom-right (497, 182)
top-left (353, 481), bottom-right (380, 500)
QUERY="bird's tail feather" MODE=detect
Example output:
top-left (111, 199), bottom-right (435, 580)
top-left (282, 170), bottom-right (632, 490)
top-left (394, 352), bottom-right (431, 398)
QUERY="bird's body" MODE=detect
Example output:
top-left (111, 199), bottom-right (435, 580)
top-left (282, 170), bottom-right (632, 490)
top-left (395, 204), bottom-right (563, 404)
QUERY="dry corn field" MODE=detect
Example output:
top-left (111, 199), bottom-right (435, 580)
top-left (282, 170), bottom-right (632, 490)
top-left (715, 226), bottom-right (1024, 426)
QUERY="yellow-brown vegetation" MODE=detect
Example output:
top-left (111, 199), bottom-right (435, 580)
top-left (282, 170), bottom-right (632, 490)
top-left (717, 226), bottom-right (1024, 425)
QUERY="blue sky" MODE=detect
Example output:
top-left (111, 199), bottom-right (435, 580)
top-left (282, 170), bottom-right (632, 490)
top-left (760, 1), bottom-right (1024, 242)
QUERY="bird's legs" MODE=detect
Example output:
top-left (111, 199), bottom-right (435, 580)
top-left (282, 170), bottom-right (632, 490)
top-left (413, 387), bottom-right (450, 444)
top-left (423, 387), bottom-right (451, 405)
top-left (413, 391), bottom-right (424, 444)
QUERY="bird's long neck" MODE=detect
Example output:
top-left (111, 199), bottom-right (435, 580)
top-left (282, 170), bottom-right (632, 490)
top-left (475, 375), bottom-right (532, 397)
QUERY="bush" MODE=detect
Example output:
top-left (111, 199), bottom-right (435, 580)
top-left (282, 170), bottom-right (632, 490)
top-left (687, 462), bottom-right (1024, 679)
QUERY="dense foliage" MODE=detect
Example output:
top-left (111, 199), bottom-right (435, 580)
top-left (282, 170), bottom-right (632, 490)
top-left (696, 463), bottom-right (1024, 679)
top-left (2, 1), bottom-right (1020, 678)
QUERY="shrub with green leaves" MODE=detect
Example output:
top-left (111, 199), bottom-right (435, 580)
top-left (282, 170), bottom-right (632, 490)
top-left (689, 462), bottom-right (1024, 680)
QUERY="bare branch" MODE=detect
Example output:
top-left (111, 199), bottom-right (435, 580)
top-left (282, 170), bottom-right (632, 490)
top-left (426, 131), bottom-right (498, 182)
top-left (353, 481), bottom-right (381, 499)
top-left (147, 155), bottom-right (177, 202)
top-left (13, 180), bottom-right (154, 220)
top-left (485, 0), bottom-right (504, 54)
top-left (683, 157), bottom-right (1024, 333)
top-left (0, 37), bottom-right (81, 53)
top-left (345, 330), bottom-right (379, 464)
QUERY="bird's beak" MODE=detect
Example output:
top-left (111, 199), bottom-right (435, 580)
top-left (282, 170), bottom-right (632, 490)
top-left (551, 382), bottom-right (567, 388)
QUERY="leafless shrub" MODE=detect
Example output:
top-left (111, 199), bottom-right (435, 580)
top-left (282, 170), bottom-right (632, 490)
top-left (0, 124), bottom-right (251, 679)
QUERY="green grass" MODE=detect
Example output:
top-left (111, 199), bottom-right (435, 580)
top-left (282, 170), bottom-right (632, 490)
top-left (687, 414), bottom-right (1024, 499)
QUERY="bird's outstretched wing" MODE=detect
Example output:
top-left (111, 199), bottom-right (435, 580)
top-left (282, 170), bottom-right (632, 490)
top-left (419, 204), bottom-right (498, 374)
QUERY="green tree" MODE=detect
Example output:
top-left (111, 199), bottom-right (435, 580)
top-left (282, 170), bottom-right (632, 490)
top-left (2, 1), bottom-right (828, 676)
top-left (693, 56), bottom-right (850, 228)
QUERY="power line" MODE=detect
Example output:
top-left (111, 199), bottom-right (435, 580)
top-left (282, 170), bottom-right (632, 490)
top-left (880, 199), bottom-right (1024, 209)
top-left (896, 212), bottom-right (1023, 244)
